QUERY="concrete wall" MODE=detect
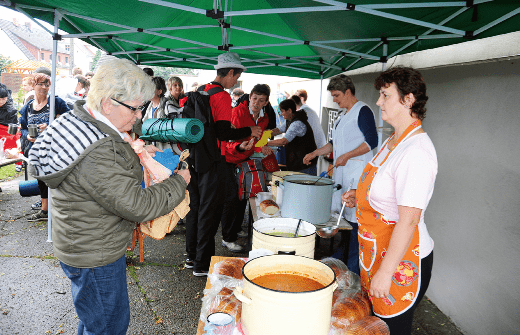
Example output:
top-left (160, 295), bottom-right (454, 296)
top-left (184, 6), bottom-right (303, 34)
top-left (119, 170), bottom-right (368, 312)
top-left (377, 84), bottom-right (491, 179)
top-left (321, 59), bottom-right (520, 335)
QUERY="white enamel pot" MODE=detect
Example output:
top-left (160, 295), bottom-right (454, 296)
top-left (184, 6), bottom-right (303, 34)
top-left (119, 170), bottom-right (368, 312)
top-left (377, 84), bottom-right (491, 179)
top-left (280, 174), bottom-right (340, 224)
top-left (252, 217), bottom-right (316, 258)
top-left (233, 255), bottom-right (337, 335)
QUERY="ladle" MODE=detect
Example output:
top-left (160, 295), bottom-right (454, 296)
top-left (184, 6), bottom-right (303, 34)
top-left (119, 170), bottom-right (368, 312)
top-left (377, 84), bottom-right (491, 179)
top-left (293, 219), bottom-right (303, 237)
top-left (316, 179), bottom-right (354, 239)
top-left (310, 165), bottom-right (335, 185)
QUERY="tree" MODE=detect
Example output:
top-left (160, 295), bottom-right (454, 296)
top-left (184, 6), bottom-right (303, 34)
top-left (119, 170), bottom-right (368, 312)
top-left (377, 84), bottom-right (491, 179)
top-left (150, 65), bottom-right (198, 80)
top-left (90, 49), bottom-right (101, 72)
top-left (0, 54), bottom-right (12, 73)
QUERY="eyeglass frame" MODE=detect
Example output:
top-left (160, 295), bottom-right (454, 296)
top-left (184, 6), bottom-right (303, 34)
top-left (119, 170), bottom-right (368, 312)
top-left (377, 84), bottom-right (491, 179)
top-left (111, 98), bottom-right (146, 113)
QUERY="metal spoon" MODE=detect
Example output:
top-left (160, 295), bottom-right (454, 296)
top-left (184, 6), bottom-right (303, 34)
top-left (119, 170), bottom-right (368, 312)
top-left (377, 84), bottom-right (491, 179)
top-left (293, 219), bottom-right (302, 237)
top-left (311, 165), bottom-right (335, 185)
top-left (316, 178), bottom-right (354, 239)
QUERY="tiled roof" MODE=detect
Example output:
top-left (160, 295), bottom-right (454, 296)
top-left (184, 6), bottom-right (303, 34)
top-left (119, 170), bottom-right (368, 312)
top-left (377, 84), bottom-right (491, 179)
top-left (0, 18), bottom-right (69, 54)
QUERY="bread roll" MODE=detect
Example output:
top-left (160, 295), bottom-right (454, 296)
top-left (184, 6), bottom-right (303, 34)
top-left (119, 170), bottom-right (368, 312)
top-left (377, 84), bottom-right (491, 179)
top-left (331, 291), bottom-right (371, 329)
top-left (345, 316), bottom-right (390, 335)
top-left (213, 258), bottom-right (246, 279)
top-left (208, 290), bottom-right (242, 322)
top-left (259, 200), bottom-right (279, 215)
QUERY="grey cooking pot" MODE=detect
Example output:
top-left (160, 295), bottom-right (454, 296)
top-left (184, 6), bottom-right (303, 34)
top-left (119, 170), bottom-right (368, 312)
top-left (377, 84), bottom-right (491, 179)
top-left (280, 174), bottom-right (340, 224)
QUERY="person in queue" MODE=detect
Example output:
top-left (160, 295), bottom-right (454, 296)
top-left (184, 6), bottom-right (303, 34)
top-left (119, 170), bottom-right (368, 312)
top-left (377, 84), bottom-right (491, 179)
top-left (303, 74), bottom-right (378, 275)
top-left (231, 87), bottom-right (245, 107)
top-left (267, 99), bottom-right (317, 175)
top-left (0, 86), bottom-right (17, 127)
top-left (185, 52), bottom-right (262, 276)
top-left (132, 76), bottom-right (173, 151)
top-left (166, 76), bottom-right (186, 110)
top-left (290, 94), bottom-right (327, 156)
top-left (19, 73), bottom-right (71, 221)
top-left (28, 58), bottom-right (190, 334)
top-left (220, 84), bottom-right (272, 252)
top-left (342, 67), bottom-right (437, 334)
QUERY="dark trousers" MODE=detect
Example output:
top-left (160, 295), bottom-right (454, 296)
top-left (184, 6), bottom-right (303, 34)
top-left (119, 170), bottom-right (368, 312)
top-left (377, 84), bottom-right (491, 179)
top-left (185, 157), bottom-right (226, 271)
top-left (382, 251), bottom-right (434, 335)
top-left (38, 179), bottom-right (48, 199)
top-left (220, 162), bottom-right (246, 242)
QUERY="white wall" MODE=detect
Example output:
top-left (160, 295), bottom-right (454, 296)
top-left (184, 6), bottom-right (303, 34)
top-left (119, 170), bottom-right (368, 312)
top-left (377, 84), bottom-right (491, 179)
top-left (321, 59), bottom-right (520, 335)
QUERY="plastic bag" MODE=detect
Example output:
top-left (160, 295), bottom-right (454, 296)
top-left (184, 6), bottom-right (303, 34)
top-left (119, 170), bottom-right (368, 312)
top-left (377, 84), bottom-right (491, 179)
top-left (200, 274), bottom-right (244, 323)
top-left (321, 257), bottom-right (361, 291)
top-left (343, 316), bottom-right (390, 335)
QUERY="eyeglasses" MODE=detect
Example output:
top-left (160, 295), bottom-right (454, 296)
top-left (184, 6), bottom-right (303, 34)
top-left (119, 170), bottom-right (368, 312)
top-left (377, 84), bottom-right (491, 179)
top-left (111, 98), bottom-right (145, 113)
top-left (36, 83), bottom-right (51, 88)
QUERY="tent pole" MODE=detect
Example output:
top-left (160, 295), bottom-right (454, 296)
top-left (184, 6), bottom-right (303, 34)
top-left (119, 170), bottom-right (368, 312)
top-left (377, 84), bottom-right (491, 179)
top-left (48, 9), bottom-right (62, 243)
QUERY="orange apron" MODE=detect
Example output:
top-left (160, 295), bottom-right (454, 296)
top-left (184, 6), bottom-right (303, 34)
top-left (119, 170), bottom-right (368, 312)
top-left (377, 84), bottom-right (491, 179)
top-left (356, 120), bottom-right (422, 317)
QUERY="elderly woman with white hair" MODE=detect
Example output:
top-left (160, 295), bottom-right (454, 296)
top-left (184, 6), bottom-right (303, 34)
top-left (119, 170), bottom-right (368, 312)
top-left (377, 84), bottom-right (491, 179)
top-left (28, 58), bottom-right (190, 334)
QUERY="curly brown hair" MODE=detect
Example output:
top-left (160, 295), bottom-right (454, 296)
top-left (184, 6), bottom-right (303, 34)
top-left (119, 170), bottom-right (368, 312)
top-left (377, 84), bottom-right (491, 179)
top-left (375, 66), bottom-right (428, 120)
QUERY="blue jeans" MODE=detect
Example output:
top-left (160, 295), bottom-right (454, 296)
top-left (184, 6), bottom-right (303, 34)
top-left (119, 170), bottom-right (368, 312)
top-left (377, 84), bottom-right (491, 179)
top-left (60, 256), bottom-right (130, 335)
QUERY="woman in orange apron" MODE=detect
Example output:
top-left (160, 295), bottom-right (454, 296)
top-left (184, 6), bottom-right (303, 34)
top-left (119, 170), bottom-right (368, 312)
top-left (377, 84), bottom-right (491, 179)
top-left (343, 67), bottom-right (437, 334)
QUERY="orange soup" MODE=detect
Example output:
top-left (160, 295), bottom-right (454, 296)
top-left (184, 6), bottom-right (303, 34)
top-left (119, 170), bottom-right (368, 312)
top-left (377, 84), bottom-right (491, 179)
top-left (252, 273), bottom-right (325, 292)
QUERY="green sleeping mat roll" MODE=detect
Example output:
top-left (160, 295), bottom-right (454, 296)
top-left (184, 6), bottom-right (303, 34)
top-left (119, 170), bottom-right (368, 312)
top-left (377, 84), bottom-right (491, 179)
top-left (140, 118), bottom-right (204, 143)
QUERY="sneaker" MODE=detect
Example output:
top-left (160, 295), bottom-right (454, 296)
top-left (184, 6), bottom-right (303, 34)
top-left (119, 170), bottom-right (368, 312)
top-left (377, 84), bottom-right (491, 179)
top-left (222, 240), bottom-right (244, 253)
top-left (15, 165), bottom-right (23, 172)
top-left (28, 210), bottom-right (48, 222)
top-left (184, 258), bottom-right (194, 269)
top-left (237, 230), bottom-right (248, 238)
top-left (31, 200), bottom-right (42, 210)
top-left (192, 269), bottom-right (209, 277)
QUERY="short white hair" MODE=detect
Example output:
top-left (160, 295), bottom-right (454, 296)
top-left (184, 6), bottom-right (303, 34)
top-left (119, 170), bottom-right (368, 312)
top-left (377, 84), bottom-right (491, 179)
top-left (86, 58), bottom-right (155, 112)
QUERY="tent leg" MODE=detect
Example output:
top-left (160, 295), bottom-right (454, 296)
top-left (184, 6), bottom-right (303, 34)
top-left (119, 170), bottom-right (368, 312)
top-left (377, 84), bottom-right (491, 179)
top-left (47, 9), bottom-right (62, 243)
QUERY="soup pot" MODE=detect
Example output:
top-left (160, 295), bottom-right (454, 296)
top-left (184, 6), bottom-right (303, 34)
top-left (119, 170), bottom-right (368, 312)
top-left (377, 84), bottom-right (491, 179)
top-left (280, 174), bottom-right (339, 224)
top-left (234, 255), bottom-right (337, 335)
top-left (269, 171), bottom-right (304, 203)
top-left (252, 218), bottom-right (316, 258)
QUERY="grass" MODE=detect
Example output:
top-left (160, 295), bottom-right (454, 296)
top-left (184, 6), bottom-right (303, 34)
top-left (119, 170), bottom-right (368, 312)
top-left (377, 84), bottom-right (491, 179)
top-left (0, 164), bottom-right (23, 182)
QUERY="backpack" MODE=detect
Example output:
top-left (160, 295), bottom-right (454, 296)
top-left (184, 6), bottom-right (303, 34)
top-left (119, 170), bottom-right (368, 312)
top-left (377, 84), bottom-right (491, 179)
top-left (236, 159), bottom-right (267, 200)
top-left (176, 85), bottom-right (224, 173)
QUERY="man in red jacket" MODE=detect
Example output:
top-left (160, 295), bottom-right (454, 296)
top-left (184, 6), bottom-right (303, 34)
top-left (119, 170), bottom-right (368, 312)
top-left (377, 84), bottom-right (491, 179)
top-left (185, 53), bottom-right (262, 276)
top-left (220, 84), bottom-right (273, 252)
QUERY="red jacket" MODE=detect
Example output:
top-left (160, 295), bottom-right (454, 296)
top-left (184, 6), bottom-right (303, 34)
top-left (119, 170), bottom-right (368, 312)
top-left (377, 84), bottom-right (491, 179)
top-left (224, 100), bottom-right (270, 164)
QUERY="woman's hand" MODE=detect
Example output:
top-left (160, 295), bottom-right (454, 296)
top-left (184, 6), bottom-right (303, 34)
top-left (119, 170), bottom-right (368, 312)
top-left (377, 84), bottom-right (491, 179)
top-left (239, 138), bottom-right (255, 151)
top-left (144, 145), bottom-right (163, 157)
top-left (261, 145), bottom-right (274, 156)
top-left (27, 134), bottom-right (36, 143)
top-left (176, 169), bottom-right (191, 185)
top-left (341, 189), bottom-right (356, 208)
top-left (335, 153), bottom-right (350, 167)
top-left (369, 269), bottom-right (393, 299)
top-left (303, 151), bottom-right (317, 165)
top-left (38, 123), bottom-right (47, 132)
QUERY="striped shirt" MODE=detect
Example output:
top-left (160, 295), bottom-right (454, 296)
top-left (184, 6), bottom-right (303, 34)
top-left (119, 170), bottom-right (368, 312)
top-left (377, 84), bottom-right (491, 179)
top-left (29, 112), bottom-right (108, 176)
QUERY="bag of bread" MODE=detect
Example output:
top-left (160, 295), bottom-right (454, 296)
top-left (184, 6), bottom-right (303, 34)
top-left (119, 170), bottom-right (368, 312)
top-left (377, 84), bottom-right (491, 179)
top-left (344, 316), bottom-right (390, 335)
top-left (200, 272), bottom-right (244, 323)
top-left (330, 290), bottom-right (372, 333)
top-left (212, 258), bottom-right (247, 280)
top-left (321, 257), bottom-right (361, 290)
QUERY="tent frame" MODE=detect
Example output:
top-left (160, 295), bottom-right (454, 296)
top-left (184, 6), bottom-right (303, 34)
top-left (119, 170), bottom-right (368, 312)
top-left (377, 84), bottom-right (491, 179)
top-left (3, 0), bottom-right (519, 78)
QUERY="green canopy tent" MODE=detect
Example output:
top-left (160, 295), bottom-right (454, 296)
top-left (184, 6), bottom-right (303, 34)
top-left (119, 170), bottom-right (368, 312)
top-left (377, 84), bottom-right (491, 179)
top-left (2, 0), bottom-right (520, 79)
top-left (3, 0), bottom-right (519, 242)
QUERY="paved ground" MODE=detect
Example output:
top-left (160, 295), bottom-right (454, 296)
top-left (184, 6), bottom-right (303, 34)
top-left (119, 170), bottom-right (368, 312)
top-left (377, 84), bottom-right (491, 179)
top-left (0, 172), bottom-right (464, 335)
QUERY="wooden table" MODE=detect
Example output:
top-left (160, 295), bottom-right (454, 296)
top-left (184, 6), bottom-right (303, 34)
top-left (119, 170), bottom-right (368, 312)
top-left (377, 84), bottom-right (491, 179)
top-left (0, 158), bottom-right (28, 180)
top-left (196, 256), bottom-right (231, 335)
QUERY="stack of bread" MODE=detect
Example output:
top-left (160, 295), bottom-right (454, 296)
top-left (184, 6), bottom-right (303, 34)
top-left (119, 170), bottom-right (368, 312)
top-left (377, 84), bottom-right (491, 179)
top-left (344, 316), bottom-right (390, 335)
top-left (200, 258), bottom-right (247, 324)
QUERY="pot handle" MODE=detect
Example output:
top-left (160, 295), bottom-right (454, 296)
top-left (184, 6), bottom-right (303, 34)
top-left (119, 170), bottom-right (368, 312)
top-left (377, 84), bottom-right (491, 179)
top-left (233, 287), bottom-right (252, 305)
top-left (333, 184), bottom-right (342, 191)
top-left (332, 281), bottom-right (339, 291)
top-left (275, 180), bottom-right (284, 191)
top-left (277, 250), bottom-right (296, 255)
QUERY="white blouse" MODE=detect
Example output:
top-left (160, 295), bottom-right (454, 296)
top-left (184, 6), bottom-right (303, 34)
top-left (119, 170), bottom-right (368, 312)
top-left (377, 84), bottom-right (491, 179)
top-left (370, 132), bottom-right (438, 258)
